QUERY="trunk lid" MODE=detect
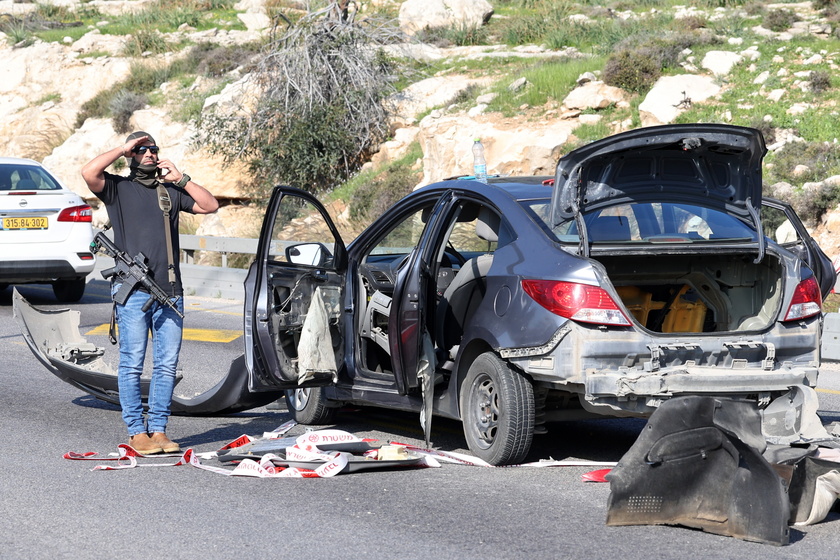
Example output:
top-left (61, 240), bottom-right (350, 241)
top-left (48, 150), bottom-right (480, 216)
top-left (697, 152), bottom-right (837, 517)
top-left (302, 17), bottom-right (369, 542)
top-left (551, 124), bottom-right (767, 223)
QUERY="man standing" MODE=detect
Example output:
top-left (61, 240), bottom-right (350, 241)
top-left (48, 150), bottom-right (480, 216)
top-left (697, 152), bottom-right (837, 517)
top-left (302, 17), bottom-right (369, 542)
top-left (81, 131), bottom-right (219, 454)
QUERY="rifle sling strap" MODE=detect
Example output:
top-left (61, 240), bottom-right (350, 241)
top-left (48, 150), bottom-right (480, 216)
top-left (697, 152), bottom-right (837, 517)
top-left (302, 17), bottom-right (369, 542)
top-left (156, 183), bottom-right (176, 285)
top-left (109, 306), bottom-right (118, 345)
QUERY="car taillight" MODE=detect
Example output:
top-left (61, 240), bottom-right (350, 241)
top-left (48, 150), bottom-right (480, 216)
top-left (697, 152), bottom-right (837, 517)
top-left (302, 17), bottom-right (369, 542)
top-left (783, 277), bottom-right (822, 322)
top-left (57, 205), bottom-right (93, 223)
top-left (522, 279), bottom-right (631, 326)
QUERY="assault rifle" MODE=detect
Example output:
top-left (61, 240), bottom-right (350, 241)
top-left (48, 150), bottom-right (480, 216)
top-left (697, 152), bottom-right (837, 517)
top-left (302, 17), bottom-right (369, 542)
top-left (90, 230), bottom-right (184, 319)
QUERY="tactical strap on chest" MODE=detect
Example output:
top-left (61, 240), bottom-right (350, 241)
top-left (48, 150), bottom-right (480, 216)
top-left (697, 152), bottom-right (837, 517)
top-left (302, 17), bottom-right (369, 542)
top-left (156, 184), bottom-right (176, 285)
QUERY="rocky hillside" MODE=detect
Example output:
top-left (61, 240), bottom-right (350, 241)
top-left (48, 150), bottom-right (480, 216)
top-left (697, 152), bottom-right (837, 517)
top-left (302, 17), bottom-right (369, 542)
top-left (3, 0), bottom-right (840, 259)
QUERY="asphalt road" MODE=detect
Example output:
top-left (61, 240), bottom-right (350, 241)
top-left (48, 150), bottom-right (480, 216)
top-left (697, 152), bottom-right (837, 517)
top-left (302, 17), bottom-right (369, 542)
top-left (3, 279), bottom-right (840, 559)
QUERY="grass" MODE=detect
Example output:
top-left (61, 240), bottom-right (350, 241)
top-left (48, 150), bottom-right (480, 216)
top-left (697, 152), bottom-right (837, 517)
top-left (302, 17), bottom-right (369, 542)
top-left (487, 56), bottom-right (608, 116)
top-left (35, 93), bottom-right (62, 105)
top-left (168, 81), bottom-right (229, 123)
top-left (30, 0), bottom-right (245, 45)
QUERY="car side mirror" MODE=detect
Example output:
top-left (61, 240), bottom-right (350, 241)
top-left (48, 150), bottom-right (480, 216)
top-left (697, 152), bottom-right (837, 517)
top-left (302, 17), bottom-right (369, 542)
top-left (286, 242), bottom-right (333, 266)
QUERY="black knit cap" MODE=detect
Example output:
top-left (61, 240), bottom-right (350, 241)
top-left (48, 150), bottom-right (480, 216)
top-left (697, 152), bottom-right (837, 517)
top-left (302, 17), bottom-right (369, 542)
top-left (126, 130), bottom-right (156, 145)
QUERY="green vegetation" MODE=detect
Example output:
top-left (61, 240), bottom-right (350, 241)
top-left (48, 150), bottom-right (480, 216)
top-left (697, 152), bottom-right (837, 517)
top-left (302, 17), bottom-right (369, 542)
top-left (199, 6), bottom-right (403, 198)
top-left (35, 93), bottom-right (62, 105)
top-left (488, 57), bottom-right (607, 116)
top-left (30, 0), bottom-right (244, 44)
top-left (75, 41), bottom-right (258, 129)
top-left (348, 142), bottom-right (424, 225)
top-left (764, 8), bottom-right (798, 32)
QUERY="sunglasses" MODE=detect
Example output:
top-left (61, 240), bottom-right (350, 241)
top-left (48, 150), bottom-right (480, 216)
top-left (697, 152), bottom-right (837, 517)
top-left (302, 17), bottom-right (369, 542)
top-left (134, 146), bottom-right (159, 155)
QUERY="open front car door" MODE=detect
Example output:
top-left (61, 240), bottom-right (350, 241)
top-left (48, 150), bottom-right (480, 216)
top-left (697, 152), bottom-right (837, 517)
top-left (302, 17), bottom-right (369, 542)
top-left (244, 186), bottom-right (348, 392)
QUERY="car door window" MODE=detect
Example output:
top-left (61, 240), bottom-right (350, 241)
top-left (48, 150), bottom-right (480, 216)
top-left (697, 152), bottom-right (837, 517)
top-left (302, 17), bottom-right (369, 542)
top-left (364, 204), bottom-right (433, 261)
top-left (761, 205), bottom-right (800, 245)
top-left (267, 195), bottom-right (337, 265)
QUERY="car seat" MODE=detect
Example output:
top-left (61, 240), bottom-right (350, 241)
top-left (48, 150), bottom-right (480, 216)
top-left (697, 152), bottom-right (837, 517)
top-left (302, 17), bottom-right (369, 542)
top-left (589, 215), bottom-right (631, 241)
top-left (14, 179), bottom-right (38, 190)
top-left (435, 207), bottom-right (500, 359)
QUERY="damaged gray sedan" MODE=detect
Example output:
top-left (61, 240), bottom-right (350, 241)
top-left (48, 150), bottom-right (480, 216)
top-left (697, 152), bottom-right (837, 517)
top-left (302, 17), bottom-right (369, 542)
top-left (16, 124), bottom-right (836, 466)
top-left (245, 124), bottom-right (834, 465)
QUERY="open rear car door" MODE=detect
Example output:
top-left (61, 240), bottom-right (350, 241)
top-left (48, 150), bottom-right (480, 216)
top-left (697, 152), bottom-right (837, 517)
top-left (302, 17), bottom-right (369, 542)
top-left (389, 191), bottom-right (455, 395)
top-left (244, 186), bottom-right (348, 392)
top-left (761, 197), bottom-right (835, 298)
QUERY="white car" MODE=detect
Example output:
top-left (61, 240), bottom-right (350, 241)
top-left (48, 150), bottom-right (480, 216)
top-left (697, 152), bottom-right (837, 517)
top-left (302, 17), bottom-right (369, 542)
top-left (0, 157), bottom-right (95, 302)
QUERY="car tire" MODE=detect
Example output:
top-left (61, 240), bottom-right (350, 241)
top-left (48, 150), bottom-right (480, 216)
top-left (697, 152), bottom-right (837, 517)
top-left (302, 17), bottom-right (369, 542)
top-left (284, 387), bottom-right (337, 425)
top-left (52, 278), bottom-right (86, 302)
top-left (460, 352), bottom-right (534, 465)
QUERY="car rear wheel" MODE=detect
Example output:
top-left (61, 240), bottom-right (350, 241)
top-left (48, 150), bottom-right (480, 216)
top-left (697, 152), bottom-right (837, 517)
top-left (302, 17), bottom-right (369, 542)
top-left (52, 278), bottom-right (85, 302)
top-left (284, 387), bottom-right (337, 424)
top-left (460, 351), bottom-right (534, 465)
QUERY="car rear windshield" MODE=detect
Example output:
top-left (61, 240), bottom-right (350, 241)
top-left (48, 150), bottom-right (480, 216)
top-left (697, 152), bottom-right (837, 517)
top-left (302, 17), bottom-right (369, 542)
top-left (519, 200), bottom-right (758, 244)
top-left (0, 164), bottom-right (63, 191)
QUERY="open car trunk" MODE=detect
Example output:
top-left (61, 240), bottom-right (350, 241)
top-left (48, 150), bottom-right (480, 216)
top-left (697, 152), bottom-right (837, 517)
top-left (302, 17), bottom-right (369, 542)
top-left (597, 251), bottom-right (783, 333)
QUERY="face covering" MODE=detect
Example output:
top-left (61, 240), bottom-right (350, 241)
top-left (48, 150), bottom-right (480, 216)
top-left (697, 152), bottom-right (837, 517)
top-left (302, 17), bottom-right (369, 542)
top-left (127, 159), bottom-right (160, 188)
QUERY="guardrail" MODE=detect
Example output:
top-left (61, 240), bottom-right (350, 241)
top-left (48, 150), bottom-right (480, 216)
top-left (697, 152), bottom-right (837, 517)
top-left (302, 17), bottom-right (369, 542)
top-left (92, 233), bottom-right (255, 301)
top-left (179, 234), bottom-right (255, 300)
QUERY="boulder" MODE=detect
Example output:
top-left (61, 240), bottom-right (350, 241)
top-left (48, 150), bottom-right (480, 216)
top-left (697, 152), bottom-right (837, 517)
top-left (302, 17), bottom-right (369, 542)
top-left (0, 41), bottom-right (131, 158)
top-left (71, 29), bottom-right (127, 56)
top-left (237, 12), bottom-right (271, 32)
top-left (417, 111), bottom-right (578, 185)
top-left (701, 50), bottom-right (743, 76)
top-left (638, 75), bottom-right (720, 126)
top-left (389, 74), bottom-right (494, 124)
top-left (399, 0), bottom-right (494, 35)
top-left (202, 74), bottom-right (263, 118)
top-left (43, 118), bottom-right (122, 201)
top-left (563, 81), bottom-right (629, 111)
top-left (195, 204), bottom-right (263, 238)
top-left (0, 0), bottom-right (38, 16)
top-left (368, 128), bottom-right (420, 168)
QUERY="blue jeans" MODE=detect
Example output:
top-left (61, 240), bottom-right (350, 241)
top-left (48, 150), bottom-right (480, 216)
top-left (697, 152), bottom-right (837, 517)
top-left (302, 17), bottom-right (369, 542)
top-left (112, 283), bottom-right (184, 436)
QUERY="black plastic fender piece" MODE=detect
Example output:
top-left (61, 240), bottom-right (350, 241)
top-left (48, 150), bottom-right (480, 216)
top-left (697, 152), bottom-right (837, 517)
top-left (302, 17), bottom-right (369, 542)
top-left (605, 396), bottom-right (790, 546)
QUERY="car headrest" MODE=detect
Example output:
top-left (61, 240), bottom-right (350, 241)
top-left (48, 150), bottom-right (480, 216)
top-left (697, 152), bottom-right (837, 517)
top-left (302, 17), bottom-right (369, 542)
top-left (15, 179), bottom-right (37, 190)
top-left (590, 215), bottom-right (630, 241)
top-left (476, 207), bottom-right (500, 243)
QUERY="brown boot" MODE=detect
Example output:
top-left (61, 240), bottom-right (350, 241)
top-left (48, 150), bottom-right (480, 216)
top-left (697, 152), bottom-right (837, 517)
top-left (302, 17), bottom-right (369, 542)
top-left (150, 432), bottom-right (181, 453)
top-left (129, 433), bottom-right (163, 455)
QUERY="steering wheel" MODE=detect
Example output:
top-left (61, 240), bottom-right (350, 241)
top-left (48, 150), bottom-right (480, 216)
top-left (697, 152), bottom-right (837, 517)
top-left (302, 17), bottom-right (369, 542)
top-left (444, 244), bottom-right (467, 267)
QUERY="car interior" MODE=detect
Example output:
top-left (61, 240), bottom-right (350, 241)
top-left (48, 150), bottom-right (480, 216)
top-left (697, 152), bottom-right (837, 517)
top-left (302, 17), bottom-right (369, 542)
top-left (262, 195), bottom-right (505, 388)
top-left (356, 201), bottom-right (502, 377)
top-left (0, 166), bottom-right (60, 191)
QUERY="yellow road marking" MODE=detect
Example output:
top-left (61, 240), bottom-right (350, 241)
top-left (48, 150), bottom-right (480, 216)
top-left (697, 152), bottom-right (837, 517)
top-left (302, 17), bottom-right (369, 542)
top-left (817, 387), bottom-right (840, 395)
top-left (84, 324), bottom-right (241, 343)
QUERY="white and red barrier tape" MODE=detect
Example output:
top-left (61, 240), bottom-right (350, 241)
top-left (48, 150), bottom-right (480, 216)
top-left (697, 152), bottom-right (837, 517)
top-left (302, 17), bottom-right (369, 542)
top-left (64, 425), bottom-right (614, 479)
